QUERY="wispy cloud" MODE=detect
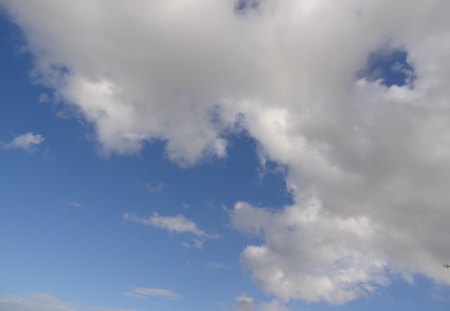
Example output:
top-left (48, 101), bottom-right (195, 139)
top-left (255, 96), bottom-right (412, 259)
top-left (63, 198), bottom-right (82, 208)
top-left (1, 132), bottom-right (44, 152)
top-left (123, 212), bottom-right (211, 238)
top-left (123, 212), bottom-right (217, 249)
top-left (181, 238), bottom-right (205, 249)
top-left (123, 287), bottom-right (180, 300)
top-left (207, 262), bottom-right (229, 270)
top-left (0, 293), bottom-right (135, 311)
top-left (67, 201), bottom-right (82, 208)
top-left (145, 181), bottom-right (165, 193)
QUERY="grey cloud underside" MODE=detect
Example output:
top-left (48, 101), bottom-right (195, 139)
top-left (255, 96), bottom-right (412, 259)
top-left (3, 0), bottom-right (450, 304)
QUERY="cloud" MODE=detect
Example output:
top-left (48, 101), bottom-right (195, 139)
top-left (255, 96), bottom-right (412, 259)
top-left (124, 212), bottom-right (216, 249)
top-left (123, 212), bottom-right (211, 238)
top-left (3, 0), bottom-right (450, 305)
top-left (0, 293), bottom-right (134, 311)
top-left (0, 294), bottom-right (76, 311)
top-left (182, 237), bottom-right (206, 249)
top-left (231, 201), bottom-right (389, 304)
top-left (63, 198), bottom-right (82, 208)
top-left (207, 262), bottom-right (230, 269)
top-left (145, 181), bottom-right (165, 193)
top-left (67, 201), bottom-right (82, 208)
top-left (1, 132), bottom-right (44, 152)
top-left (235, 296), bottom-right (255, 311)
top-left (235, 296), bottom-right (287, 311)
top-left (123, 287), bottom-right (180, 299)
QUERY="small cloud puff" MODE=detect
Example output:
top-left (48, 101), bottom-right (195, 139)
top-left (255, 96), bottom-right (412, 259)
top-left (1, 132), bottom-right (44, 152)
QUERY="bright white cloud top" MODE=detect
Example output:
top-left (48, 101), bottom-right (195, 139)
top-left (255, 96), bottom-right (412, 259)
top-left (2, 0), bottom-right (450, 306)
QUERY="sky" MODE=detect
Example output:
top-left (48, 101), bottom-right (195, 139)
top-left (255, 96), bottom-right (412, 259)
top-left (1, 1), bottom-right (450, 310)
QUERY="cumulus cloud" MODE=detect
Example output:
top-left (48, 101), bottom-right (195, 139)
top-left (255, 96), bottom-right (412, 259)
top-left (0, 293), bottom-right (134, 311)
top-left (3, 0), bottom-right (450, 305)
top-left (1, 132), bottom-right (44, 152)
top-left (231, 201), bottom-right (389, 304)
top-left (123, 287), bottom-right (180, 299)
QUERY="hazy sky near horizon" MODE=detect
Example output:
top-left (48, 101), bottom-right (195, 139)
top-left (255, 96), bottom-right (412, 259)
top-left (2, 1), bottom-right (450, 310)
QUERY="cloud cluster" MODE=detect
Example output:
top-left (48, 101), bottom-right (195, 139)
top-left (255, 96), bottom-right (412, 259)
top-left (1, 132), bottom-right (44, 152)
top-left (3, 0), bottom-right (450, 305)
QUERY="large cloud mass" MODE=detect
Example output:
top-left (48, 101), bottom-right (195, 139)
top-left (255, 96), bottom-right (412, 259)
top-left (2, 0), bottom-right (450, 304)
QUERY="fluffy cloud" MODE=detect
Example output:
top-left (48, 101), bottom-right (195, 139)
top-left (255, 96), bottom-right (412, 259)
top-left (3, 0), bottom-right (450, 305)
top-left (0, 293), bottom-right (134, 311)
top-left (1, 132), bottom-right (44, 152)
top-left (231, 201), bottom-right (389, 304)
top-left (123, 287), bottom-right (180, 299)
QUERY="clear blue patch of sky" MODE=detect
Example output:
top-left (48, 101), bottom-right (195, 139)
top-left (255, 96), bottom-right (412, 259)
top-left (359, 47), bottom-right (416, 87)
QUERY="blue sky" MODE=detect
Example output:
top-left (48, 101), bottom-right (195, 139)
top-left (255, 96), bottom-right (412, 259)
top-left (1, 1), bottom-right (450, 311)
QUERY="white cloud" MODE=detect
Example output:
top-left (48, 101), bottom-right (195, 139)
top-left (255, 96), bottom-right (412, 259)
top-left (3, 0), bottom-right (450, 305)
top-left (124, 212), bottom-right (215, 249)
top-left (123, 212), bottom-right (211, 238)
top-left (123, 287), bottom-right (180, 299)
top-left (231, 201), bottom-right (389, 304)
top-left (149, 213), bottom-right (205, 236)
top-left (0, 293), bottom-right (134, 311)
top-left (1, 132), bottom-right (44, 152)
